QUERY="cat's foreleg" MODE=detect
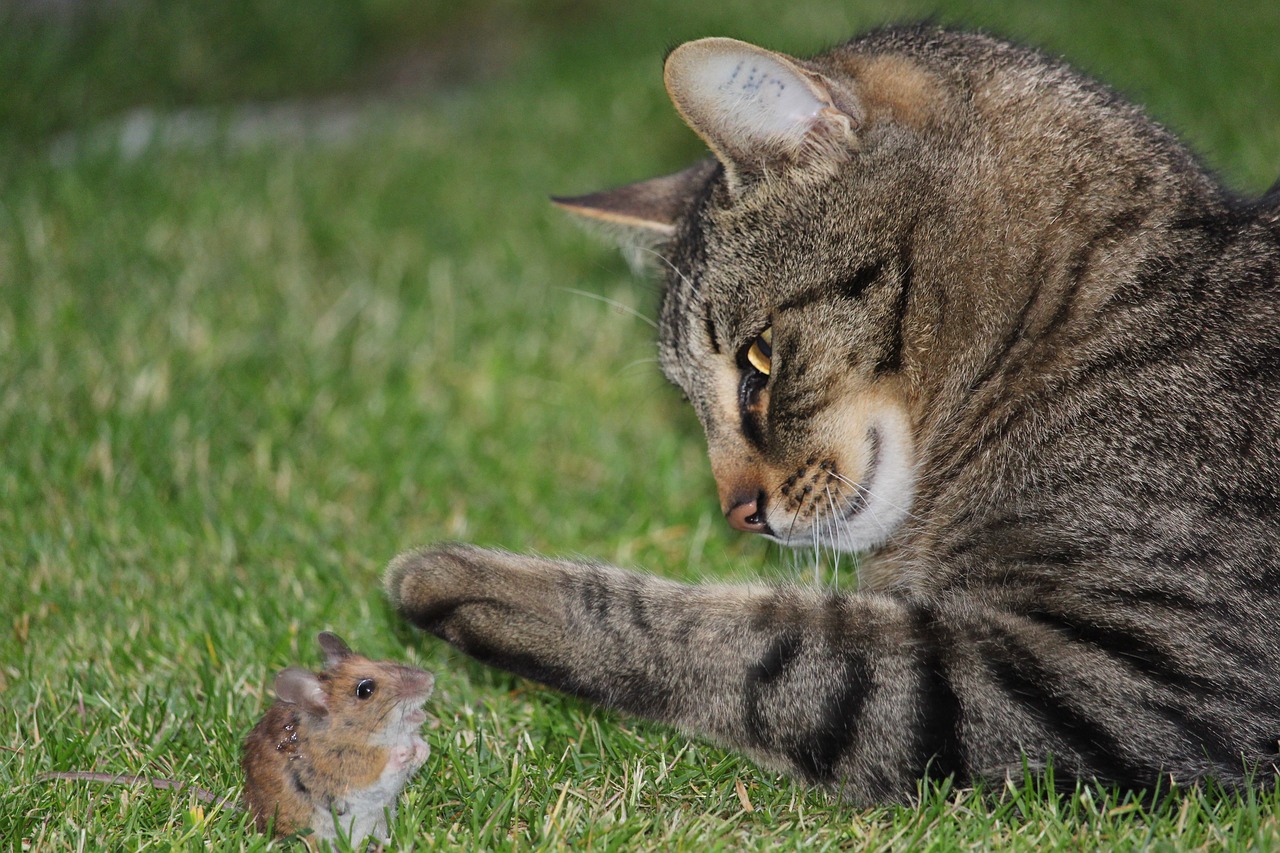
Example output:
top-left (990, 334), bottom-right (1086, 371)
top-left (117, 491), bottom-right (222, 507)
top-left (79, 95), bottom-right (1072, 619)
top-left (385, 543), bottom-right (949, 799)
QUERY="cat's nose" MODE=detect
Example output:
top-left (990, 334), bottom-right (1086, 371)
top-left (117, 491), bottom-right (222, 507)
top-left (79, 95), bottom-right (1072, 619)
top-left (724, 491), bottom-right (771, 534)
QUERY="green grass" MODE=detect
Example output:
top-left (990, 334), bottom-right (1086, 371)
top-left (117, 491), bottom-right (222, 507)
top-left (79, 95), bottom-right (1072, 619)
top-left (2, 0), bottom-right (1279, 848)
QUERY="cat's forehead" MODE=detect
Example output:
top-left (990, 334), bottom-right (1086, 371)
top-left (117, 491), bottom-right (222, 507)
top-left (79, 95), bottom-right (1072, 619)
top-left (661, 188), bottom-right (769, 356)
top-left (666, 173), bottom-right (868, 319)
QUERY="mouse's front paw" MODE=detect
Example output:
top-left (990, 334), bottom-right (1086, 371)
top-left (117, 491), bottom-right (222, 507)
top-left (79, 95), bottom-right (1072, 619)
top-left (386, 744), bottom-right (414, 772)
top-left (410, 736), bottom-right (430, 768)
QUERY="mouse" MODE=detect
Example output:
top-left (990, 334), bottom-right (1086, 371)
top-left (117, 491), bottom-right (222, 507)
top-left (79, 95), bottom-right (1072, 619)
top-left (42, 631), bottom-right (435, 846)
top-left (241, 631), bottom-right (435, 845)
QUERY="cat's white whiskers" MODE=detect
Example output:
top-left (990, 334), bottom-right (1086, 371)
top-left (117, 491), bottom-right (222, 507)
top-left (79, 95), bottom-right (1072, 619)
top-left (805, 489), bottom-right (824, 584)
top-left (621, 357), bottom-right (662, 372)
top-left (633, 245), bottom-right (697, 293)
top-left (776, 482), bottom-right (805, 548)
top-left (767, 478), bottom-right (824, 583)
top-left (558, 287), bottom-right (658, 329)
top-left (810, 541), bottom-right (822, 586)
top-left (829, 471), bottom-right (922, 525)
top-left (823, 484), bottom-right (844, 588)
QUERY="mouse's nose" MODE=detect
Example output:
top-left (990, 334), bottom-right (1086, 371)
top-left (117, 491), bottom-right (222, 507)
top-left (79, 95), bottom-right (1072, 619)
top-left (724, 491), bottom-right (770, 533)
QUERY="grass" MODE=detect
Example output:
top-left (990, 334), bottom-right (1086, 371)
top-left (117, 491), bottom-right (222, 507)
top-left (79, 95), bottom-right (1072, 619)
top-left (2, 0), bottom-right (1278, 848)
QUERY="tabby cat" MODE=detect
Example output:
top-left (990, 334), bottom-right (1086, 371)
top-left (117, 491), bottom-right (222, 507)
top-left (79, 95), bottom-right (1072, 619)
top-left (387, 25), bottom-right (1280, 801)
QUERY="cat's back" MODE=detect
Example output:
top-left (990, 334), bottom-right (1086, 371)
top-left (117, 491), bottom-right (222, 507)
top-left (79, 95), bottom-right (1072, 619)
top-left (896, 184), bottom-right (1280, 597)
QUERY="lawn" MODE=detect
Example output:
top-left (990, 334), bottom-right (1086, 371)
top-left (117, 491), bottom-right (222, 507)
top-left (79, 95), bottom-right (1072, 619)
top-left (2, 0), bottom-right (1278, 849)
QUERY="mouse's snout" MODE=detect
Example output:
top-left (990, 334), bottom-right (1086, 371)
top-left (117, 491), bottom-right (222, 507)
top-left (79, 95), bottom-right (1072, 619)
top-left (401, 666), bottom-right (435, 701)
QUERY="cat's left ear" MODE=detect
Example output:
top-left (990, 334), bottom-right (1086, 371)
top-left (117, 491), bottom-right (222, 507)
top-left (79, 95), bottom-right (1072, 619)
top-left (551, 159), bottom-right (717, 243)
top-left (664, 38), bottom-right (859, 190)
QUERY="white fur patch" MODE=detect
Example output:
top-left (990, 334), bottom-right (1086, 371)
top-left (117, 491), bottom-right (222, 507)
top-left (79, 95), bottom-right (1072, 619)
top-left (829, 407), bottom-right (916, 553)
top-left (764, 405), bottom-right (916, 555)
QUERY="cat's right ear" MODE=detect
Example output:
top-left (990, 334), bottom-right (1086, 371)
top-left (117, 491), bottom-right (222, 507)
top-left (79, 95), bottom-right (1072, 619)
top-left (551, 159), bottom-right (717, 245)
top-left (664, 38), bottom-right (859, 191)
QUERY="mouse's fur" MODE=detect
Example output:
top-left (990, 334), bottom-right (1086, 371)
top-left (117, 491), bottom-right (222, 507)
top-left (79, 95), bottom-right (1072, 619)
top-left (241, 632), bottom-right (433, 844)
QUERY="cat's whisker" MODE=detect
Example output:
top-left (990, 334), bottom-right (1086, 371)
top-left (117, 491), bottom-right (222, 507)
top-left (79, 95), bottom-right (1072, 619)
top-left (824, 484), bottom-right (844, 588)
top-left (621, 357), bottom-right (662, 373)
top-left (829, 471), bottom-right (922, 525)
top-left (558, 287), bottom-right (658, 329)
top-left (633, 245), bottom-right (697, 293)
top-left (767, 477), bottom-right (824, 583)
top-left (775, 482), bottom-right (805, 549)
top-left (811, 540), bottom-right (822, 586)
top-left (821, 493), bottom-right (838, 586)
top-left (806, 490), bottom-right (824, 584)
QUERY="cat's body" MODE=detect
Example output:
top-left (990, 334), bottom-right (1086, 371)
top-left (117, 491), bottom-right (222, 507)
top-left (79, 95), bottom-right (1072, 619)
top-left (389, 26), bottom-right (1280, 801)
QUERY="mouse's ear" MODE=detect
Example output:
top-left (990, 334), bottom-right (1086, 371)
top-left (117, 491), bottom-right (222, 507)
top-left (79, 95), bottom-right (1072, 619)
top-left (317, 631), bottom-right (353, 668)
top-left (274, 667), bottom-right (329, 717)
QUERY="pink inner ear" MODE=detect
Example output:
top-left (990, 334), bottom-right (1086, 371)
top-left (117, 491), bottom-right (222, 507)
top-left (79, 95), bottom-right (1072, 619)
top-left (304, 684), bottom-right (329, 717)
top-left (687, 52), bottom-right (829, 140)
top-left (665, 38), bottom-right (836, 167)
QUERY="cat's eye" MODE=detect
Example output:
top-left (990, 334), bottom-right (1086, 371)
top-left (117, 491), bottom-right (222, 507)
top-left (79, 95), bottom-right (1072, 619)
top-left (355, 678), bottom-right (376, 699)
top-left (746, 327), bottom-right (773, 376)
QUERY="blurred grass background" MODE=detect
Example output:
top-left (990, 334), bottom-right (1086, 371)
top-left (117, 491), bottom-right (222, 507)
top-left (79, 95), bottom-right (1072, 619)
top-left (3, 0), bottom-right (1279, 188)
top-left (2, 0), bottom-right (1278, 848)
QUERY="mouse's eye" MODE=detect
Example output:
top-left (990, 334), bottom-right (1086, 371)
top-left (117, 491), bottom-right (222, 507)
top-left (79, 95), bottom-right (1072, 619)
top-left (355, 678), bottom-right (376, 699)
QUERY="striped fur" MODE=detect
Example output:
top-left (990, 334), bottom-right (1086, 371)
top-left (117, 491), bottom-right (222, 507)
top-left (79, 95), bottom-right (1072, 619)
top-left (389, 26), bottom-right (1280, 801)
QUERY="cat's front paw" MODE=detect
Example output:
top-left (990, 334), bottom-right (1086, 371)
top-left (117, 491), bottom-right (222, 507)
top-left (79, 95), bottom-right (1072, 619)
top-left (385, 543), bottom-right (490, 622)
top-left (385, 543), bottom-right (572, 663)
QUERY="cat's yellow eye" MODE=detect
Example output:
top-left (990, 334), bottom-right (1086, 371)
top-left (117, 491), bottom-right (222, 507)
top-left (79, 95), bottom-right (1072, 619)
top-left (746, 327), bottom-right (773, 376)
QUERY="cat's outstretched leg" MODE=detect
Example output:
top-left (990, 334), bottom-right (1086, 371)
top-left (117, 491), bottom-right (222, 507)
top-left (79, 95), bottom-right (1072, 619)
top-left (386, 544), bottom-right (941, 800)
top-left (386, 543), bottom-right (1257, 801)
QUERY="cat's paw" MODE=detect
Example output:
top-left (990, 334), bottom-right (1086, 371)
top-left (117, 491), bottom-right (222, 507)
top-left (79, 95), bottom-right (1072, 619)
top-left (385, 543), bottom-right (491, 619)
top-left (385, 544), bottom-right (571, 659)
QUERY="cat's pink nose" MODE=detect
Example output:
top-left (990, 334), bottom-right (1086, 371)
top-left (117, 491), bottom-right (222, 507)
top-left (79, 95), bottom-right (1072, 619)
top-left (725, 492), bottom-right (770, 533)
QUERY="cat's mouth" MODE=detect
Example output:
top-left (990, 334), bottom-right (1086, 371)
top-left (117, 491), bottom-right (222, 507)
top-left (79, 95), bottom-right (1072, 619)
top-left (770, 426), bottom-right (882, 547)
top-left (762, 414), bottom-right (916, 555)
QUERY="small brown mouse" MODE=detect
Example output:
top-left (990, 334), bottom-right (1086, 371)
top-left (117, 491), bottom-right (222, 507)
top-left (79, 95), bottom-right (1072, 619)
top-left (242, 631), bottom-right (434, 845)
top-left (41, 632), bottom-right (434, 846)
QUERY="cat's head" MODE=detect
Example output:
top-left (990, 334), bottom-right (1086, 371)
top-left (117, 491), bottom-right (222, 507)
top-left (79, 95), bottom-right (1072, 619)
top-left (556, 29), bottom-right (1182, 554)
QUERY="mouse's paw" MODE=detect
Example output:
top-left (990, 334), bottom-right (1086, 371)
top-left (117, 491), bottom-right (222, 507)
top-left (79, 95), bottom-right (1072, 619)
top-left (386, 744), bottom-right (414, 772)
top-left (410, 736), bottom-right (431, 768)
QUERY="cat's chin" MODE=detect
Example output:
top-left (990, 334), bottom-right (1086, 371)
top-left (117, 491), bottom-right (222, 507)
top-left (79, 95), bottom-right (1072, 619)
top-left (768, 411), bottom-right (916, 555)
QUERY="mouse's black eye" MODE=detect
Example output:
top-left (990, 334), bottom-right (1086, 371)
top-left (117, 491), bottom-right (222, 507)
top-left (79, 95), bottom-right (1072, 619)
top-left (355, 678), bottom-right (376, 699)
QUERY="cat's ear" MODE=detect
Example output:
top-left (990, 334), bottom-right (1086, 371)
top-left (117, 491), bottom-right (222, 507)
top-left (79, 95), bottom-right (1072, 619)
top-left (552, 159), bottom-right (717, 240)
top-left (664, 38), bottom-right (858, 190)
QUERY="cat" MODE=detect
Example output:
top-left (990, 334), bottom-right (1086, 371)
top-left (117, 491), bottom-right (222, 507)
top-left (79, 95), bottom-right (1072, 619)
top-left (386, 25), bottom-right (1280, 802)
